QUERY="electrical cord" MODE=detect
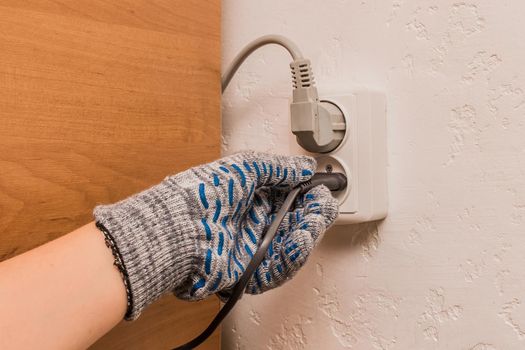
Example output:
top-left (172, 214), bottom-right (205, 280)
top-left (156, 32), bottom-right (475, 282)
top-left (172, 172), bottom-right (347, 350)
top-left (221, 34), bottom-right (303, 92)
top-left (221, 34), bottom-right (340, 154)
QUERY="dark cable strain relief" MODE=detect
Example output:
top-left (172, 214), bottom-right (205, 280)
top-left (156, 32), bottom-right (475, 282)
top-left (95, 221), bottom-right (134, 320)
top-left (299, 172), bottom-right (348, 194)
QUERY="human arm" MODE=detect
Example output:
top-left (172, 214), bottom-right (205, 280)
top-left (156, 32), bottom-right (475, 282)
top-left (0, 151), bottom-right (338, 349)
top-left (0, 222), bottom-right (127, 349)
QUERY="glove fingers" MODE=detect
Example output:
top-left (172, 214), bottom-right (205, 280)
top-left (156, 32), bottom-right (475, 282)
top-left (176, 152), bottom-right (311, 220)
top-left (236, 151), bottom-right (316, 189)
top-left (205, 185), bottom-right (338, 296)
top-left (215, 186), bottom-right (280, 293)
top-left (169, 152), bottom-right (314, 239)
top-left (269, 184), bottom-right (338, 243)
top-left (244, 225), bottom-right (314, 294)
top-left (245, 185), bottom-right (338, 294)
top-left (294, 185), bottom-right (339, 239)
top-left (212, 185), bottom-right (301, 295)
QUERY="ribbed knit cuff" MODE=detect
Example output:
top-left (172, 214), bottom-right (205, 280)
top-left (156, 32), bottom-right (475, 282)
top-left (94, 181), bottom-right (199, 320)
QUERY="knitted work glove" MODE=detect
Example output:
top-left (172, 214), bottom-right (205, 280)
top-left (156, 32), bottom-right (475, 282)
top-left (94, 151), bottom-right (338, 320)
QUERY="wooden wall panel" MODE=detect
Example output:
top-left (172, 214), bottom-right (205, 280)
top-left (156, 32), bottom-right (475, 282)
top-left (0, 1), bottom-right (221, 349)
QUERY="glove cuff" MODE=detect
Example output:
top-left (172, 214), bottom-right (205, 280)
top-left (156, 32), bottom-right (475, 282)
top-left (93, 180), bottom-right (198, 320)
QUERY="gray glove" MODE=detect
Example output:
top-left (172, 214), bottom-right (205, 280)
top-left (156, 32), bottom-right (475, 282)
top-left (94, 151), bottom-right (338, 320)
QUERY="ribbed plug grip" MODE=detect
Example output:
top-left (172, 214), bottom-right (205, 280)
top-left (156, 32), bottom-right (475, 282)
top-left (291, 59), bottom-right (315, 89)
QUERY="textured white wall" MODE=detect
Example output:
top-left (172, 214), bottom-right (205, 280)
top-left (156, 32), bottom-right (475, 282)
top-left (221, 1), bottom-right (525, 349)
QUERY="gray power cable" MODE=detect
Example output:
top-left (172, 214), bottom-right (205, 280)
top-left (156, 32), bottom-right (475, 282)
top-left (221, 34), bottom-right (303, 92)
top-left (221, 35), bottom-right (345, 154)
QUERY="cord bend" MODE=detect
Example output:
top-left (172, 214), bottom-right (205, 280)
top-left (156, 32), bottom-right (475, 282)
top-left (221, 35), bottom-right (303, 92)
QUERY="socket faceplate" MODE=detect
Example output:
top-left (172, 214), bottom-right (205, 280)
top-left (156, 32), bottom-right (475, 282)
top-left (291, 91), bottom-right (388, 224)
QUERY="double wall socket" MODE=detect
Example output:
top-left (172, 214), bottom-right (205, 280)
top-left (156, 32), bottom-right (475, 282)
top-left (291, 91), bottom-right (388, 224)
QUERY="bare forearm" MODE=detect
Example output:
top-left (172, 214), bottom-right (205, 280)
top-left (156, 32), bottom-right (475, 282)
top-left (0, 222), bottom-right (127, 350)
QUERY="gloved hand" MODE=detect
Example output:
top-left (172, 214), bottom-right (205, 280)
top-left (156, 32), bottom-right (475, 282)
top-left (94, 151), bottom-right (338, 320)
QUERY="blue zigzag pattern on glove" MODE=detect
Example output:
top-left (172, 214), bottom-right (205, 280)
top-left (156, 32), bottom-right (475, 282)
top-left (190, 154), bottom-right (324, 299)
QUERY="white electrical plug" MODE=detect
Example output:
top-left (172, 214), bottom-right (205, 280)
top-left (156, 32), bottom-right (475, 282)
top-left (291, 91), bottom-right (388, 224)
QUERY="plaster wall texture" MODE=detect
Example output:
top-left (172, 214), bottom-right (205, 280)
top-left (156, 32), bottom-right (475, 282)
top-left (221, 1), bottom-right (525, 349)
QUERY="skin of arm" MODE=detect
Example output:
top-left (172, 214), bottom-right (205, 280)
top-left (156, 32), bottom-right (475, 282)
top-left (0, 222), bottom-right (127, 350)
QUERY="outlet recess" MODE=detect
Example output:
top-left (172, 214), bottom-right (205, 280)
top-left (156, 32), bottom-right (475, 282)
top-left (291, 90), bottom-right (388, 224)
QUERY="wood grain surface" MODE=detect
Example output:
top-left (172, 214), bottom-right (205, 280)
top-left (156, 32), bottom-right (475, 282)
top-left (0, 1), bottom-right (221, 349)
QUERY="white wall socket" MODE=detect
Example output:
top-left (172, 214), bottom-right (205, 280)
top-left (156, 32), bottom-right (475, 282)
top-left (291, 91), bottom-right (388, 224)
